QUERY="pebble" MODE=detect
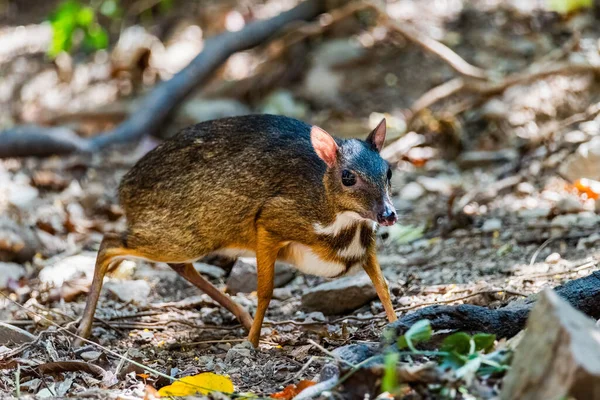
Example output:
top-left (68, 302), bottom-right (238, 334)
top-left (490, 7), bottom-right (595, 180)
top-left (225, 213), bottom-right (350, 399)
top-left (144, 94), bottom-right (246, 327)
top-left (302, 272), bottom-right (378, 315)
top-left (105, 280), bottom-right (151, 304)
top-left (551, 214), bottom-right (578, 228)
top-left (399, 182), bottom-right (425, 201)
top-left (193, 262), bottom-right (225, 279)
top-left (0, 262), bottom-right (25, 289)
top-left (481, 218), bottom-right (502, 232)
top-left (518, 208), bottom-right (551, 219)
top-left (80, 351), bottom-right (102, 362)
top-left (516, 182), bottom-right (535, 195)
top-left (545, 253), bottom-right (562, 264)
top-left (556, 196), bottom-right (583, 214)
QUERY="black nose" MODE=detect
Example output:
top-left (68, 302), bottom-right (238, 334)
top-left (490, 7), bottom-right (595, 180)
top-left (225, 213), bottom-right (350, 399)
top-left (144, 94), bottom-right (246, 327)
top-left (377, 209), bottom-right (397, 226)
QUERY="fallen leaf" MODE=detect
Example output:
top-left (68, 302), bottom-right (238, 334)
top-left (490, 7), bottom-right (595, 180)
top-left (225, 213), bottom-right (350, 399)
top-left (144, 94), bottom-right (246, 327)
top-left (157, 372), bottom-right (234, 397)
top-left (271, 380), bottom-right (316, 399)
top-left (574, 178), bottom-right (600, 199)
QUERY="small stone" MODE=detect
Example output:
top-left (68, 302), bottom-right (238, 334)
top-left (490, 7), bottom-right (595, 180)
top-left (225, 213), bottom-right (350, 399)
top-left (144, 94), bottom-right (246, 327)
top-left (481, 218), bottom-right (502, 232)
top-left (273, 287), bottom-right (293, 300)
top-left (226, 258), bottom-right (295, 295)
top-left (560, 136), bottom-right (600, 182)
top-left (556, 196), bottom-right (583, 214)
top-left (416, 176), bottom-right (453, 196)
top-left (516, 182), bottom-right (535, 195)
top-left (260, 90), bottom-right (308, 119)
top-left (399, 182), bottom-right (425, 201)
top-left (80, 351), bottom-right (102, 362)
top-left (518, 208), bottom-right (551, 219)
top-left (457, 149), bottom-right (518, 169)
top-left (577, 212), bottom-right (600, 228)
top-left (7, 184), bottom-right (39, 209)
top-left (105, 280), bottom-right (151, 304)
top-left (301, 272), bottom-right (378, 315)
top-left (0, 262), bottom-right (25, 289)
top-left (481, 98), bottom-right (509, 120)
top-left (0, 322), bottom-right (36, 345)
top-left (225, 341), bottom-right (253, 362)
top-left (178, 98), bottom-right (250, 124)
top-left (545, 253), bottom-right (562, 264)
top-left (551, 214), bottom-right (578, 228)
top-left (305, 312), bottom-right (326, 322)
top-left (193, 262), bottom-right (225, 279)
top-left (38, 252), bottom-right (96, 286)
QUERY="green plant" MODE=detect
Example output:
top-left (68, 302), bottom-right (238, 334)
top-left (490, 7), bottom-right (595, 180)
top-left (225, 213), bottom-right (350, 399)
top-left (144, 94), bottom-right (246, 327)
top-left (383, 320), bottom-right (511, 395)
top-left (547, 0), bottom-right (592, 14)
top-left (49, 0), bottom-right (119, 57)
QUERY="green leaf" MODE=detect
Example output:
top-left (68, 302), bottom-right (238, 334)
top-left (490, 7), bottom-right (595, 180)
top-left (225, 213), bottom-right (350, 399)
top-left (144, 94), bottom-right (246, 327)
top-left (397, 320), bottom-right (432, 350)
top-left (547, 0), bottom-right (592, 14)
top-left (473, 333), bottom-right (496, 352)
top-left (76, 6), bottom-right (94, 27)
top-left (439, 352), bottom-right (466, 370)
top-left (381, 352), bottom-right (399, 393)
top-left (83, 24), bottom-right (108, 50)
top-left (441, 332), bottom-right (472, 355)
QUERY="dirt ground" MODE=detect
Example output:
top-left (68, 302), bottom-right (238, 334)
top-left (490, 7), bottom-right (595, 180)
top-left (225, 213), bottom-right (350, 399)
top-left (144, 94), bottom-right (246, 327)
top-left (2, 0), bottom-right (600, 399)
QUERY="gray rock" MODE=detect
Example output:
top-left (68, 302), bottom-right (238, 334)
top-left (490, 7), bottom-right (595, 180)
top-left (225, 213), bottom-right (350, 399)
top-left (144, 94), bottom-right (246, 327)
top-left (0, 262), bottom-right (24, 289)
top-left (0, 322), bottom-right (35, 345)
top-left (551, 214), bottom-right (578, 228)
top-left (226, 258), bottom-right (295, 295)
top-left (260, 90), bottom-right (307, 119)
top-left (225, 341), bottom-right (254, 362)
top-left (457, 149), bottom-right (518, 169)
top-left (194, 262), bottom-right (225, 279)
top-left (301, 272), bottom-right (378, 315)
top-left (80, 351), bottom-right (102, 362)
top-left (399, 182), bottom-right (425, 201)
top-left (556, 196), bottom-right (583, 214)
top-left (39, 252), bottom-right (96, 286)
top-left (481, 218), bottom-right (502, 232)
top-left (518, 208), bottom-right (551, 219)
top-left (273, 287), bottom-right (293, 300)
top-left (105, 280), bottom-right (151, 304)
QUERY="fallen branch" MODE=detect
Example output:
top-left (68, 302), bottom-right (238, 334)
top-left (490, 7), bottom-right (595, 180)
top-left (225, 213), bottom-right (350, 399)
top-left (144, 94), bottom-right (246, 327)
top-left (0, 0), bottom-right (327, 158)
top-left (388, 269), bottom-right (600, 339)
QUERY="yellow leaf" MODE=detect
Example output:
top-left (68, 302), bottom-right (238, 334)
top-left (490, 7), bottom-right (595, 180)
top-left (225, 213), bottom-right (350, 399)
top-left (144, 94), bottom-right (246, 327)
top-left (157, 373), bottom-right (234, 397)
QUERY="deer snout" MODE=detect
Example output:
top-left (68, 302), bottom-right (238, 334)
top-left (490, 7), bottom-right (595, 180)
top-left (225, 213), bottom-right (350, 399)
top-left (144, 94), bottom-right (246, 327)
top-left (376, 201), bottom-right (397, 226)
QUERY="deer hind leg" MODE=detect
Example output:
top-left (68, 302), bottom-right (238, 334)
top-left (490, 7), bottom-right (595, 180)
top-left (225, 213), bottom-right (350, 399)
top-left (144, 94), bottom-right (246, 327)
top-left (168, 263), bottom-right (253, 331)
top-left (75, 233), bottom-right (139, 346)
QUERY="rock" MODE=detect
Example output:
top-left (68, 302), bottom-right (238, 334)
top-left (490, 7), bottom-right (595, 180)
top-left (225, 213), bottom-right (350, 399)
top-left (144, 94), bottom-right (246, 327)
top-left (0, 322), bottom-right (36, 345)
top-left (301, 272), bottom-right (378, 315)
top-left (577, 211), bottom-right (600, 228)
top-left (481, 218), bottom-right (502, 232)
top-left (105, 280), bottom-right (151, 304)
top-left (516, 182), bottom-right (535, 195)
top-left (399, 182), bottom-right (425, 201)
top-left (178, 98), bottom-right (250, 124)
top-left (518, 208), bottom-right (551, 219)
top-left (0, 262), bottom-right (24, 289)
top-left (225, 341), bottom-right (254, 362)
top-left (501, 289), bottom-right (600, 400)
top-left (416, 176), bottom-right (453, 196)
top-left (226, 258), bottom-right (295, 295)
top-left (481, 98), bottom-right (509, 120)
top-left (80, 351), bottom-right (102, 362)
top-left (260, 90), bottom-right (307, 119)
top-left (7, 184), bottom-right (39, 210)
top-left (556, 195), bottom-right (583, 213)
top-left (273, 287), bottom-right (293, 300)
top-left (331, 343), bottom-right (378, 365)
top-left (38, 252), bottom-right (96, 286)
top-left (560, 136), bottom-right (600, 182)
top-left (193, 262), bottom-right (225, 279)
top-left (577, 232), bottom-right (600, 249)
top-left (545, 253), bottom-right (561, 264)
top-left (550, 214), bottom-right (578, 228)
top-left (457, 149), bottom-right (518, 169)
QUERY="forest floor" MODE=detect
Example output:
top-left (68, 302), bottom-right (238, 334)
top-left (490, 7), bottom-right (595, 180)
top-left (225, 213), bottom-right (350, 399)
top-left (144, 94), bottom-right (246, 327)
top-left (2, 0), bottom-right (600, 399)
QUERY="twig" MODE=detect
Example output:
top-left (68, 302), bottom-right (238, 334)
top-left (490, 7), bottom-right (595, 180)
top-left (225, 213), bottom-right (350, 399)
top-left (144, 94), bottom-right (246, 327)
top-left (307, 339), bottom-right (355, 368)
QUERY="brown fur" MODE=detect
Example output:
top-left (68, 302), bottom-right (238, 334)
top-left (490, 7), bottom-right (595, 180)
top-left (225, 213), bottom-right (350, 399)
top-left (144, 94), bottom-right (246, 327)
top-left (76, 115), bottom-right (397, 347)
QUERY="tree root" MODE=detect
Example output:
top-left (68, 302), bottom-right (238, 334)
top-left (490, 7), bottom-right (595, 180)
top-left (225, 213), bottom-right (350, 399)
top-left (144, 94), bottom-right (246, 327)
top-left (0, 0), bottom-right (327, 158)
top-left (389, 269), bottom-right (600, 338)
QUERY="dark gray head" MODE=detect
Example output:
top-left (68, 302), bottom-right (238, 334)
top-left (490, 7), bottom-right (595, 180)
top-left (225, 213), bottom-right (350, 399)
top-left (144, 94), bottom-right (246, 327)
top-left (311, 119), bottom-right (397, 226)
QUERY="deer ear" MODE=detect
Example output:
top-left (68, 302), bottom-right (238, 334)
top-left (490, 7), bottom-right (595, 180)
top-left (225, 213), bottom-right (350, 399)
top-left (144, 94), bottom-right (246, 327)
top-left (311, 126), bottom-right (338, 168)
top-left (366, 118), bottom-right (386, 152)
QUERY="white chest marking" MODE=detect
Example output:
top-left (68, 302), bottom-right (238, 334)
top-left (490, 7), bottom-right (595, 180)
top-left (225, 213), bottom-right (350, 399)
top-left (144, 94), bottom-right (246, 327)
top-left (286, 243), bottom-right (346, 277)
top-left (337, 228), bottom-right (364, 258)
top-left (313, 211), bottom-right (367, 235)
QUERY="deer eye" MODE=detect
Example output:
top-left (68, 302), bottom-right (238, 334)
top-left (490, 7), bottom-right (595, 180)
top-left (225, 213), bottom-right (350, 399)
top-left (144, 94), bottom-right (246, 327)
top-left (387, 168), bottom-right (392, 181)
top-left (341, 170), bottom-right (356, 186)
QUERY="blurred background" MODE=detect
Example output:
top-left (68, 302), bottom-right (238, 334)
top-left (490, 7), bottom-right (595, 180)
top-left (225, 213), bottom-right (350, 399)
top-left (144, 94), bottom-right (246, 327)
top-left (2, 0), bottom-right (600, 398)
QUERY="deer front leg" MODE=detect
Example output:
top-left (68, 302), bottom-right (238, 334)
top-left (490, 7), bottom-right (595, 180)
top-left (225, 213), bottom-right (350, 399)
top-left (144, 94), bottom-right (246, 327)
top-left (363, 251), bottom-right (397, 322)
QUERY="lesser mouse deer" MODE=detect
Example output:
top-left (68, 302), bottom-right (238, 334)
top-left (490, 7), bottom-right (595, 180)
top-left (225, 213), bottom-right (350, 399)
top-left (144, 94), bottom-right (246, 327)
top-left (76, 114), bottom-right (398, 347)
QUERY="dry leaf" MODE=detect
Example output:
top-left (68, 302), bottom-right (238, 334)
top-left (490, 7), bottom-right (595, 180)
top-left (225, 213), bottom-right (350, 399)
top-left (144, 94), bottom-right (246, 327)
top-left (271, 380), bottom-right (316, 399)
top-left (157, 372), bottom-right (234, 397)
